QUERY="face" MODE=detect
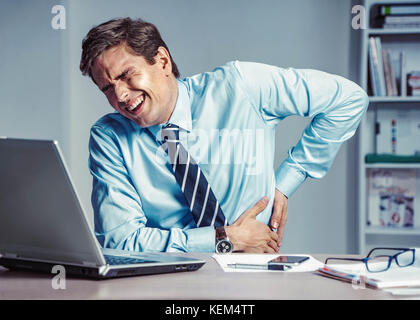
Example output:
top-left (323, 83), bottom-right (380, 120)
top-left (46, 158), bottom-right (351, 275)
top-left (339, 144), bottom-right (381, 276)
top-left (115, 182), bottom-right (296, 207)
top-left (91, 43), bottom-right (178, 127)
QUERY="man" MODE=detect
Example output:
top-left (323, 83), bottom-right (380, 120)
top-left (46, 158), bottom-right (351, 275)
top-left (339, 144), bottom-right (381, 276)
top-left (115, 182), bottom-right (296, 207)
top-left (80, 18), bottom-right (368, 253)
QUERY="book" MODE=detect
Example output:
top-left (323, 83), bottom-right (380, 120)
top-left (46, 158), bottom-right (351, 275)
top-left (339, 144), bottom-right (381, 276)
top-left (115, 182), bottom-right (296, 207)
top-left (408, 72), bottom-right (420, 96)
top-left (384, 23), bottom-right (420, 28)
top-left (317, 251), bottom-right (420, 289)
top-left (368, 37), bottom-right (382, 96)
top-left (412, 87), bottom-right (420, 96)
top-left (365, 154), bottom-right (420, 163)
top-left (385, 15), bottom-right (420, 24)
top-left (383, 15), bottom-right (420, 28)
top-left (400, 51), bottom-right (407, 96)
top-left (382, 49), bottom-right (393, 96)
top-left (408, 72), bottom-right (420, 85)
top-left (367, 168), bottom-right (417, 228)
top-left (388, 50), bottom-right (398, 96)
top-left (375, 37), bottom-right (386, 96)
top-left (368, 37), bottom-right (378, 96)
top-left (381, 5), bottom-right (420, 16)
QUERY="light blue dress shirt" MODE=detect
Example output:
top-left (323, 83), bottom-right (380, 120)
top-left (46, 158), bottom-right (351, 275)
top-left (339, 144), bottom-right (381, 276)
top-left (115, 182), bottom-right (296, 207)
top-left (89, 61), bottom-right (369, 253)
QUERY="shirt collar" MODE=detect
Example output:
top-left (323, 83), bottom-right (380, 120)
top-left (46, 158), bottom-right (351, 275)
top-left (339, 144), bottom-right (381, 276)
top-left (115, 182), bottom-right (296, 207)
top-left (147, 79), bottom-right (191, 141)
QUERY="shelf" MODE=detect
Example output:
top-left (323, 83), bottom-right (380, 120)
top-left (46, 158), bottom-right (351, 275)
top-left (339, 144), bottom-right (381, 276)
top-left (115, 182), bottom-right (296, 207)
top-left (365, 226), bottom-right (420, 236)
top-left (369, 96), bottom-right (420, 103)
top-left (368, 28), bottom-right (420, 35)
top-left (356, 0), bottom-right (420, 254)
top-left (365, 163), bottom-right (420, 169)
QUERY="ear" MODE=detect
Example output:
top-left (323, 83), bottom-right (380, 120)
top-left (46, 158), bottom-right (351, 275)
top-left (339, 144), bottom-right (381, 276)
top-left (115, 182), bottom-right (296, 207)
top-left (155, 46), bottom-right (172, 76)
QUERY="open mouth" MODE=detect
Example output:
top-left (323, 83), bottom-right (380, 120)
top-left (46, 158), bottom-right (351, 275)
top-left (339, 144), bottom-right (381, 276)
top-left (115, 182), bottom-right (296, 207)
top-left (126, 93), bottom-right (146, 115)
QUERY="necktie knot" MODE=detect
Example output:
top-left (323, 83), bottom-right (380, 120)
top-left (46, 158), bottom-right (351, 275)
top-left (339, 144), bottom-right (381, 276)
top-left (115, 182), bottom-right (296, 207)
top-left (162, 123), bottom-right (180, 142)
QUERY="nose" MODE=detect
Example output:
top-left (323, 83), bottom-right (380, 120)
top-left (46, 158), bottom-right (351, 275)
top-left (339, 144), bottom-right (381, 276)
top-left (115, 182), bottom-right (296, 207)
top-left (114, 84), bottom-right (129, 103)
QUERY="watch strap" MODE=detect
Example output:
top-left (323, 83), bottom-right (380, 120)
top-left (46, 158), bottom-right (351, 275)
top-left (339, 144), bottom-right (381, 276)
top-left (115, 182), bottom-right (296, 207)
top-left (215, 226), bottom-right (228, 242)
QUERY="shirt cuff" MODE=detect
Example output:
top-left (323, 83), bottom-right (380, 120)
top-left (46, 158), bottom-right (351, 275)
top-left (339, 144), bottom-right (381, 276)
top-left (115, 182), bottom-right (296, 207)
top-left (185, 226), bottom-right (215, 252)
top-left (275, 161), bottom-right (307, 198)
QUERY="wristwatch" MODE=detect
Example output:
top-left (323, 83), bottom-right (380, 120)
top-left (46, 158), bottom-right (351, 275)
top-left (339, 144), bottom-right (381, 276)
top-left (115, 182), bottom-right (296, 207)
top-left (215, 226), bottom-right (233, 254)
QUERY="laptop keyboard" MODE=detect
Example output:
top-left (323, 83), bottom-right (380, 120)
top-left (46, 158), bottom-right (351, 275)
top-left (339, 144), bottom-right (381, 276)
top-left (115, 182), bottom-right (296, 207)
top-left (104, 255), bottom-right (156, 265)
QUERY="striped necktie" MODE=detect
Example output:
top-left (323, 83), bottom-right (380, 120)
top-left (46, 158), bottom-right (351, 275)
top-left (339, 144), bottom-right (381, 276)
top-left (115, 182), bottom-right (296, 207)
top-left (161, 123), bottom-right (227, 227)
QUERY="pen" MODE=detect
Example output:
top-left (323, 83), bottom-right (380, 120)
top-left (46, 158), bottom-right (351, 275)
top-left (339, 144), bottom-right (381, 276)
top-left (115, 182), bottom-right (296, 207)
top-left (227, 263), bottom-right (292, 271)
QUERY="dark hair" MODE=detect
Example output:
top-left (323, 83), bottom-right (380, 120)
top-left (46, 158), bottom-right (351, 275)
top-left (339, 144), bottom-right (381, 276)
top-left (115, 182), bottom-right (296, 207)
top-left (80, 17), bottom-right (180, 79)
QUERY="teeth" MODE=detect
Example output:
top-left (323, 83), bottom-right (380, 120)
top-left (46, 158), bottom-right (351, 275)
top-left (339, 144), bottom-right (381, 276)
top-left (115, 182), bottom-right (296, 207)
top-left (128, 95), bottom-right (144, 111)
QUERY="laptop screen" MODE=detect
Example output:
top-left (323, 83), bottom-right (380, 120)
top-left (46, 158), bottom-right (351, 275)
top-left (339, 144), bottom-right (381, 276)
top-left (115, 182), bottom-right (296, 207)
top-left (0, 138), bottom-right (104, 265)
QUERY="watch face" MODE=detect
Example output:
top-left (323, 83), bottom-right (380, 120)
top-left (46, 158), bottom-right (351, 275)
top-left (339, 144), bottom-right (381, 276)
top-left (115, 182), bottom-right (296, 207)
top-left (216, 240), bottom-right (232, 253)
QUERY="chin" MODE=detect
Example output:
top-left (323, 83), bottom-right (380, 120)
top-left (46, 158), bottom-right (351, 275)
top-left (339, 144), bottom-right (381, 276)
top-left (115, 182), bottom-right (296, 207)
top-left (132, 119), bottom-right (146, 127)
top-left (133, 117), bottom-right (153, 128)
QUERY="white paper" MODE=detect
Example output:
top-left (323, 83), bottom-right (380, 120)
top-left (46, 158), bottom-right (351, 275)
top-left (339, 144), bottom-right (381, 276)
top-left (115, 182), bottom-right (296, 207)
top-left (384, 288), bottom-right (420, 297)
top-left (212, 253), bottom-right (324, 273)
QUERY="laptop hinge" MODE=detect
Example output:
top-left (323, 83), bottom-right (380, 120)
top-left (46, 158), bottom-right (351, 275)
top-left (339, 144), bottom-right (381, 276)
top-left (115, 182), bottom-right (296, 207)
top-left (4, 252), bottom-right (18, 258)
top-left (82, 261), bottom-right (98, 267)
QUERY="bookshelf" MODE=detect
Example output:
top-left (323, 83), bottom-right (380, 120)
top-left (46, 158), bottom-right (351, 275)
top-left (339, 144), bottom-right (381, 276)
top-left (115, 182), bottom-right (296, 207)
top-left (357, 0), bottom-right (420, 254)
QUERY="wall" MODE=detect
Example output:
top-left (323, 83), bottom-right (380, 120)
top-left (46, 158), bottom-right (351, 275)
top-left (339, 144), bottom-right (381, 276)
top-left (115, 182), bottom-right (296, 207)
top-left (0, 1), bottom-right (64, 144)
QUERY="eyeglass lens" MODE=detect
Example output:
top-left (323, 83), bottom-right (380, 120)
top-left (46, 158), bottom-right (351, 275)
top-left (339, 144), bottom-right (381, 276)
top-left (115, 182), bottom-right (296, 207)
top-left (396, 250), bottom-right (415, 267)
top-left (367, 248), bottom-right (414, 272)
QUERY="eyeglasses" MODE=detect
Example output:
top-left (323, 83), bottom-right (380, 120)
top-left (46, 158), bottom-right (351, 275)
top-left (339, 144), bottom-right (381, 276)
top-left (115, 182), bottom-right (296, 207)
top-left (324, 247), bottom-right (415, 273)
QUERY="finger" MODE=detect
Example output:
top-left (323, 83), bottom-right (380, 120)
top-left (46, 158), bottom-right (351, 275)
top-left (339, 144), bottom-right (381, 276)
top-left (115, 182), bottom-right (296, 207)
top-left (267, 240), bottom-right (279, 253)
top-left (241, 196), bottom-right (269, 220)
top-left (276, 206), bottom-right (288, 247)
top-left (247, 247), bottom-right (263, 254)
top-left (270, 201), bottom-right (283, 230)
top-left (269, 229), bottom-right (279, 243)
top-left (270, 190), bottom-right (287, 229)
top-left (264, 245), bottom-right (277, 254)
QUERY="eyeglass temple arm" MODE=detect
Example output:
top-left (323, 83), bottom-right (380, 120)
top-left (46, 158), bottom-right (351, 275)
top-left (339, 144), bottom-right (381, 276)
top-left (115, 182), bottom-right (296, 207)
top-left (366, 247), bottom-right (412, 257)
top-left (324, 257), bottom-right (364, 264)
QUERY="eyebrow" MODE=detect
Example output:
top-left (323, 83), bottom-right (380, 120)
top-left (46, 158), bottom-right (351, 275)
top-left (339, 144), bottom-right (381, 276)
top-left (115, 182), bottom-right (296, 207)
top-left (100, 67), bottom-right (133, 92)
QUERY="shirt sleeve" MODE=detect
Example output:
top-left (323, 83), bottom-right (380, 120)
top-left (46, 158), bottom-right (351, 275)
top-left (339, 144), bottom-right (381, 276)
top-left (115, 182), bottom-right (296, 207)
top-left (234, 61), bottom-right (369, 198)
top-left (89, 125), bottom-right (215, 253)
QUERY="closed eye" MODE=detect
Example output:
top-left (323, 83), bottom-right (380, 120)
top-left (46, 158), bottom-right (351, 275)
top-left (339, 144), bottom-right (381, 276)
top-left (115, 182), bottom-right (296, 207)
top-left (100, 67), bottom-right (134, 92)
top-left (101, 84), bottom-right (112, 93)
top-left (117, 70), bottom-right (129, 80)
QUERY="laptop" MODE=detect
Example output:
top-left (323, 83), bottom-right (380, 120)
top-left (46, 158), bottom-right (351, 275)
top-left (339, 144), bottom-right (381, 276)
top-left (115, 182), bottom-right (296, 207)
top-left (0, 137), bottom-right (205, 279)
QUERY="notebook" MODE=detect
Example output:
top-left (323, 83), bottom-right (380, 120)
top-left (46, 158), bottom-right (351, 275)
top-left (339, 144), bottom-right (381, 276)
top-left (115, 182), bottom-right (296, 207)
top-left (0, 138), bottom-right (205, 279)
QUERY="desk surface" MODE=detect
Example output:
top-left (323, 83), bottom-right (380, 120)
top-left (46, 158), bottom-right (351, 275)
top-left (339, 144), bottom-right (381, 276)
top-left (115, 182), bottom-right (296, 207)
top-left (0, 253), bottom-right (401, 300)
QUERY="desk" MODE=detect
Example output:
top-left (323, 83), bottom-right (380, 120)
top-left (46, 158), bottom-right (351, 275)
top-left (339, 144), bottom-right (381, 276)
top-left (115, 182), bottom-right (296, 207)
top-left (0, 254), bottom-right (401, 300)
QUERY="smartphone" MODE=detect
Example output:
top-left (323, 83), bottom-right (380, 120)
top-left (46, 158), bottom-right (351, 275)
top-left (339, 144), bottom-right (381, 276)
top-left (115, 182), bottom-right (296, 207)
top-left (268, 255), bottom-right (309, 270)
